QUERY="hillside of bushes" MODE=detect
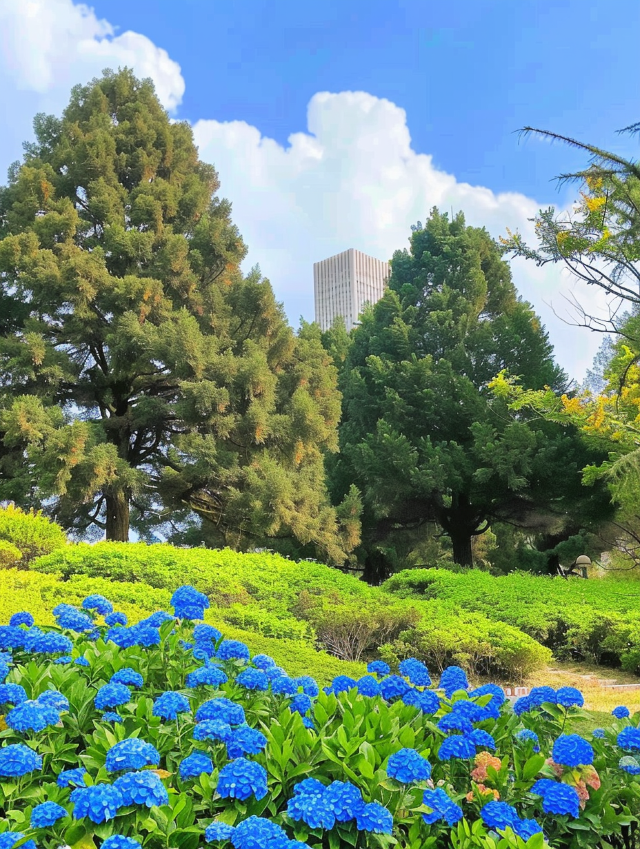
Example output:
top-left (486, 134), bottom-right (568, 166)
top-left (384, 569), bottom-right (640, 675)
top-left (24, 542), bottom-right (549, 681)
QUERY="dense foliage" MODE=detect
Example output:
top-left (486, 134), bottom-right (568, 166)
top-left (328, 208), bottom-right (611, 579)
top-left (384, 569), bottom-right (640, 675)
top-left (0, 587), bottom-right (638, 849)
top-left (30, 542), bottom-right (551, 679)
top-left (0, 505), bottom-right (68, 566)
top-left (0, 68), bottom-right (359, 564)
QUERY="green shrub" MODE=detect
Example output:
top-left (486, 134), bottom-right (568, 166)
top-left (32, 542), bottom-right (554, 678)
top-left (0, 538), bottom-right (22, 568)
top-left (0, 503), bottom-right (67, 564)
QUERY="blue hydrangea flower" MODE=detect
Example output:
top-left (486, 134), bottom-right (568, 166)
top-left (95, 682), bottom-right (131, 710)
top-left (105, 612), bottom-right (128, 627)
top-left (469, 729), bottom-right (497, 751)
top-left (30, 800), bottom-right (68, 827)
top-left (171, 586), bottom-right (209, 619)
top-left (402, 688), bottom-right (440, 714)
top-left (130, 623), bottom-right (161, 646)
top-left (193, 643), bottom-right (216, 662)
top-left (114, 770), bottom-right (169, 807)
top-left (380, 675), bottom-right (410, 700)
top-left (399, 657), bottom-right (432, 687)
top-left (438, 735), bottom-right (476, 760)
top-left (0, 661), bottom-right (8, 682)
top-left (387, 748), bottom-right (432, 782)
top-left (325, 780), bottom-right (364, 821)
top-left (555, 687), bottom-right (584, 708)
top-left (513, 696), bottom-right (534, 716)
top-left (423, 787), bottom-right (464, 826)
top-left (327, 675), bottom-right (358, 695)
top-left (216, 640), bottom-right (250, 662)
top-left (294, 778), bottom-right (327, 796)
top-left (271, 675), bottom-right (299, 696)
top-left (528, 686), bottom-right (557, 707)
top-left (355, 802), bottom-right (393, 834)
top-left (105, 738), bottom-right (160, 772)
top-left (232, 817), bottom-right (289, 848)
top-left (111, 668), bottom-right (144, 688)
top-left (196, 697), bottom-right (245, 725)
top-left (452, 699), bottom-right (489, 722)
top-left (290, 693), bottom-right (312, 715)
top-left (186, 665), bottom-right (228, 688)
top-left (367, 660), bottom-right (391, 676)
top-left (226, 724), bottom-right (268, 758)
top-left (236, 667), bottom-right (269, 691)
top-left (6, 699), bottom-right (60, 733)
top-left (296, 676), bottom-right (320, 697)
top-left (75, 656), bottom-right (90, 667)
top-left (471, 683), bottom-right (506, 709)
top-left (0, 833), bottom-right (36, 849)
top-left (439, 666), bottom-right (469, 697)
top-left (179, 751), bottom-right (214, 779)
top-left (437, 713), bottom-right (474, 735)
top-left (70, 784), bottom-right (124, 823)
top-left (0, 743), bottom-right (42, 776)
top-left (193, 719), bottom-right (232, 742)
top-left (216, 758), bottom-right (268, 801)
top-left (302, 717), bottom-right (314, 730)
top-left (153, 691), bottom-right (191, 720)
top-left (193, 624), bottom-right (222, 643)
top-left (613, 705), bottom-right (631, 719)
top-left (516, 729), bottom-right (539, 744)
top-left (481, 801), bottom-right (519, 831)
top-left (102, 712), bottom-right (123, 723)
top-left (288, 791), bottom-right (336, 829)
top-left (205, 822), bottom-right (236, 842)
top-left (37, 689), bottom-right (69, 711)
top-left (514, 819), bottom-right (544, 840)
top-left (620, 756), bottom-right (640, 775)
top-left (618, 727), bottom-right (640, 751)
top-left (56, 608), bottom-right (94, 632)
top-left (57, 766), bottom-right (87, 787)
top-left (593, 728), bottom-right (606, 739)
top-left (0, 683), bottom-right (27, 706)
top-left (141, 611), bottom-right (175, 628)
top-left (0, 626), bottom-right (25, 650)
top-left (82, 594), bottom-right (114, 616)
top-left (102, 837), bottom-right (141, 849)
top-left (552, 734), bottom-right (594, 767)
top-left (252, 654), bottom-right (276, 670)
top-left (264, 666), bottom-right (287, 681)
top-left (9, 612), bottom-right (34, 628)
top-left (531, 779), bottom-right (580, 817)
top-left (27, 630), bottom-right (73, 655)
top-left (54, 656), bottom-right (73, 665)
top-left (357, 675), bottom-right (381, 697)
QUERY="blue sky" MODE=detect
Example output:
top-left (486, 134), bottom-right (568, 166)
top-left (1, 0), bottom-right (639, 378)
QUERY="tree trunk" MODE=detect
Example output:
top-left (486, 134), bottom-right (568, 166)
top-left (450, 530), bottom-right (474, 567)
top-left (105, 491), bottom-right (130, 541)
top-left (362, 549), bottom-right (392, 586)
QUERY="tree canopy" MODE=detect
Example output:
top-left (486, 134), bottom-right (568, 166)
top-left (0, 68), bottom-right (359, 564)
top-left (328, 208), bottom-right (611, 580)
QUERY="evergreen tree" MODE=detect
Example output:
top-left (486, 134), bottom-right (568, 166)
top-left (330, 208), bottom-right (611, 579)
top-left (0, 68), bottom-right (358, 564)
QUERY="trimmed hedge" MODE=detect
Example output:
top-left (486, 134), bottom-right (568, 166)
top-left (384, 569), bottom-right (640, 673)
top-left (0, 504), bottom-right (67, 563)
top-left (32, 543), bottom-right (551, 680)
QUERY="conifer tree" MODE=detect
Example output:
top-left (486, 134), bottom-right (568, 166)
top-left (0, 69), bottom-right (359, 563)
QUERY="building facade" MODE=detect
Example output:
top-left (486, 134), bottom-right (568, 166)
top-left (313, 248), bottom-right (390, 332)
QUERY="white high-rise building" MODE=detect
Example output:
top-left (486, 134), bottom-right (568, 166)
top-left (314, 248), bottom-right (390, 332)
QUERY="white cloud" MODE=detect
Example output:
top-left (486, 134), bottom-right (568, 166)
top-left (0, 0), bottom-right (184, 178)
top-left (193, 91), bottom-right (609, 380)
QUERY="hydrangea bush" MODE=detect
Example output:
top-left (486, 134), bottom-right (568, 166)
top-left (0, 587), bottom-right (638, 849)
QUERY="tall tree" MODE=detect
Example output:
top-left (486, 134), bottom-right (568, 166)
top-left (0, 68), bottom-right (359, 564)
top-left (329, 208), bottom-right (611, 580)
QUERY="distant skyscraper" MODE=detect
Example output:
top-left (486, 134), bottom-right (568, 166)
top-left (314, 248), bottom-right (390, 332)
